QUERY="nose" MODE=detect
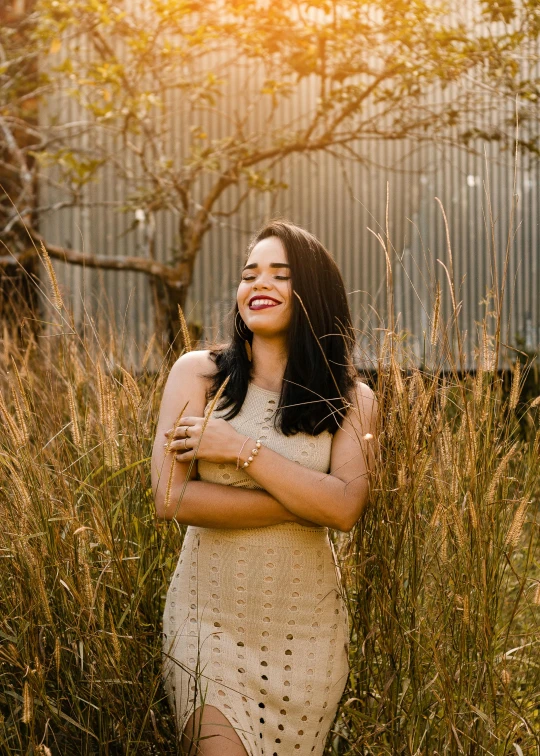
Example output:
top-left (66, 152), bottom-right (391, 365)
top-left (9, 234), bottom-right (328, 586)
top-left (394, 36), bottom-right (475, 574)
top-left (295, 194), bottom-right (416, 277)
top-left (252, 276), bottom-right (271, 290)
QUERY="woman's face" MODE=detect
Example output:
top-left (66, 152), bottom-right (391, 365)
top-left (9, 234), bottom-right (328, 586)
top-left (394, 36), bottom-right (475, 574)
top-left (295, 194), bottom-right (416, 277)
top-left (237, 236), bottom-right (292, 339)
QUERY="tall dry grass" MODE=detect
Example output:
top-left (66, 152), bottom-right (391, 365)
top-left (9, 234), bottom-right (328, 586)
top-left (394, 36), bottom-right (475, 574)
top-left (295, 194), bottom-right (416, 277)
top-left (0, 217), bottom-right (539, 755)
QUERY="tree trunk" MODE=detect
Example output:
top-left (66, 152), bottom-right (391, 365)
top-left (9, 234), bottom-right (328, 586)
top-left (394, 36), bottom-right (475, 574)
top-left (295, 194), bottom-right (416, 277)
top-left (149, 273), bottom-right (202, 356)
top-left (0, 254), bottom-right (41, 344)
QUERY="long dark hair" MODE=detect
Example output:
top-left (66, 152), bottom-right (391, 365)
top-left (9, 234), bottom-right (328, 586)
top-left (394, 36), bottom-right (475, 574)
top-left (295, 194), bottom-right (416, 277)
top-left (206, 220), bottom-right (357, 436)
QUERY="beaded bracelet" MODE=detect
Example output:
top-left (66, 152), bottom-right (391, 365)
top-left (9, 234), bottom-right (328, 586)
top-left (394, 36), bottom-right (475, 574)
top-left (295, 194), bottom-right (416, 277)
top-left (241, 438), bottom-right (262, 469)
top-left (236, 436), bottom-right (250, 470)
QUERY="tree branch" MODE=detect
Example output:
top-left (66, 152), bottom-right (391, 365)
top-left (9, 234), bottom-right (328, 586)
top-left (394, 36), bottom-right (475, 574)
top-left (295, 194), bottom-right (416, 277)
top-left (2, 227), bottom-right (187, 285)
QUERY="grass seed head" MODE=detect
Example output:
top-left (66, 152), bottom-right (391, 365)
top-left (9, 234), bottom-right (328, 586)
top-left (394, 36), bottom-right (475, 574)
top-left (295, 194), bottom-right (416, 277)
top-left (10, 356), bottom-right (31, 416)
top-left (486, 442), bottom-right (519, 505)
top-left (120, 366), bottom-right (142, 407)
top-left (508, 359), bottom-right (521, 410)
top-left (22, 681), bottom-right (33, 724)
top-left (505, 499), bottom-right (529, 550)
top-left (178, 304), bottom-right (192, 353)
top-left (40, 241), bottom-right (64, 311)
top-left (67, 382), bottom-right (82, 448)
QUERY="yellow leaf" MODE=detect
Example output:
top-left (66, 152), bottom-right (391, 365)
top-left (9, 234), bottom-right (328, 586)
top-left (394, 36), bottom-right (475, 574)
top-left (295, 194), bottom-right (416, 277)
top-left (49, 39), bottom-right (62, 55)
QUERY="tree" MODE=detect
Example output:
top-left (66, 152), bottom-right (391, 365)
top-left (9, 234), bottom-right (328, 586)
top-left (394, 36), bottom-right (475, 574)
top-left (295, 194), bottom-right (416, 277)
top-left (1, 0), bottom-right (539, 348)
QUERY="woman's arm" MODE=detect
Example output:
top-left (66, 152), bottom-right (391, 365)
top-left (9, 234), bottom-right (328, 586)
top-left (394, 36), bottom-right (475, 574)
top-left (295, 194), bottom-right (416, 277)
top-left (151, 350), bottom-right (316, 527)
top-left (237, 382), bottom-right (377, 532)
top-left (157, 478), bottom-right (314, 528)
top-left (172, 380), bottom-right (378, 532)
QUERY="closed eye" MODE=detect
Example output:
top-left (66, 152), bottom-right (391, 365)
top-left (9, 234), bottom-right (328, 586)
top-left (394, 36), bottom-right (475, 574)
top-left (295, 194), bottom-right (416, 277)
top-left (241, 275), bottom-right (290, 281)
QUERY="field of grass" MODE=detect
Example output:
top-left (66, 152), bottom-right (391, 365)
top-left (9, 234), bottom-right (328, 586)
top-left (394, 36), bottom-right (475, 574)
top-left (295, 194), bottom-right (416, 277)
top-left (0, 243), bottom-right (539, 755)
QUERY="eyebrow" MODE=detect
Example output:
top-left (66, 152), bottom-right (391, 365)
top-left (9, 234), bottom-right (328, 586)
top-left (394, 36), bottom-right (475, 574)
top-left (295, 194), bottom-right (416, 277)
top-left (242, 262), bottom-right (291, 271)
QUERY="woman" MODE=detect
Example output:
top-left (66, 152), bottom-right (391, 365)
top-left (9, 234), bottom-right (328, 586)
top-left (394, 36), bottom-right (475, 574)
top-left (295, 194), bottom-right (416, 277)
top-left (152, 220), bottom-right (377, 756)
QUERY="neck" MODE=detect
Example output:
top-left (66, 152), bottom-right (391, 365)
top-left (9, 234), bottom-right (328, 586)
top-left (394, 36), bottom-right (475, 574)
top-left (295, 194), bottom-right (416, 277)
top-left (250, 334), bottom-right (288, 392)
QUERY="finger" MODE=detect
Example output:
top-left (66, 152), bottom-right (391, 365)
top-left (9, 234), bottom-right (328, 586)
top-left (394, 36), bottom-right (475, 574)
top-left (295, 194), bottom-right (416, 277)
top-left (177, 417), bottom-right (199, 426)
top-left (175, 451), bottom-right (196, 462)
top-left (168, 437), bottom-right (192, 450)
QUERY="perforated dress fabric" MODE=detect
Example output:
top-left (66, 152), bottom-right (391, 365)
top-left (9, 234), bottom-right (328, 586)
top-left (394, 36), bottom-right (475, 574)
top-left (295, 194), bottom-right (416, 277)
top-left (162, 382), bottom-right (350, 755)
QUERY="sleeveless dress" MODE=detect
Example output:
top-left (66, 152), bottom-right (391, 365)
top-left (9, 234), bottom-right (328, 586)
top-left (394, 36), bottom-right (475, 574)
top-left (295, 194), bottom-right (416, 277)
top-left (162, 382), bottom-right (350, 756)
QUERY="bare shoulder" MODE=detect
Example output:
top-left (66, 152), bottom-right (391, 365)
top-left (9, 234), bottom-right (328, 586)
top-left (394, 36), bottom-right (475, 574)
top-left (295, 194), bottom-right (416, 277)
top-left (153, 350), bottom-right (215, 442)
top-left (353, 379), bottom-right (377, 406)
top-left (339, 379), bottom-right (377, 433)
top-left (156, 349), bottom-right (218, 424)
top-left (168, 349), bottom-right (217, 389)
top-left (170, 348), bottom-right (216, 373)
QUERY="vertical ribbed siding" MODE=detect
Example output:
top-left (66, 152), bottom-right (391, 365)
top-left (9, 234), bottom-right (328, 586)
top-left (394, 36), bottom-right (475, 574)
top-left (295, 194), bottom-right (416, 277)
top-left (38, 0), bottom-right (540, 371)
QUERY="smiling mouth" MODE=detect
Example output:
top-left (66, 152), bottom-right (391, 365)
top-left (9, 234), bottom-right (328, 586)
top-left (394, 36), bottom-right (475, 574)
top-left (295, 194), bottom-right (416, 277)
top-left (249, 298), bottom-right (281, 310)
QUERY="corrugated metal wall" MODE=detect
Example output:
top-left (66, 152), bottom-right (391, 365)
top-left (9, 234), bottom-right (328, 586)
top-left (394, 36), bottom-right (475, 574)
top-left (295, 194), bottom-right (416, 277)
top-left (39, 3), bottom-right (540, 371)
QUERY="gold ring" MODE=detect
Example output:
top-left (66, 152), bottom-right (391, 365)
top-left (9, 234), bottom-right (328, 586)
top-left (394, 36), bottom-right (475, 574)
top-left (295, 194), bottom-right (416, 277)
top-left (183, 426), bottom-right (189, 439)
top-left (183, 438), bottom-right (187, 450)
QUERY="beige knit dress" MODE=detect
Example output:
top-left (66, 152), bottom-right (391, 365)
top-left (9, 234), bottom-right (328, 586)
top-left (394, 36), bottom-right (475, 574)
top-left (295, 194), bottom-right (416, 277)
top-left (163, 382), bottom-right (350, 756)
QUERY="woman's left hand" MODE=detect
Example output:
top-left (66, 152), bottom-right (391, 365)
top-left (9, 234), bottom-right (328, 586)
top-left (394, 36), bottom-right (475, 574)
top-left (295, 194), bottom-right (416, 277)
top-left (164, 416), bottom-right (245, 465)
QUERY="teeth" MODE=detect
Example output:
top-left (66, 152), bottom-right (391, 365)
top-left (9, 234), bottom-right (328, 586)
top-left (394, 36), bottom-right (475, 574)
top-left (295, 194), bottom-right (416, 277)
top-left (251, 299), bottom-right (278, 306)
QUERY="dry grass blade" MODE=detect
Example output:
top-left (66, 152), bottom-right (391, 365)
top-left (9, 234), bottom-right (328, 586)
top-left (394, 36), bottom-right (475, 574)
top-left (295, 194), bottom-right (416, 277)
top-left (431, 281), bottom-right (441, 347)
top-left (0, 390), bottom-right (25, 447)
top-left (10, 355), bottom-right (31, 416)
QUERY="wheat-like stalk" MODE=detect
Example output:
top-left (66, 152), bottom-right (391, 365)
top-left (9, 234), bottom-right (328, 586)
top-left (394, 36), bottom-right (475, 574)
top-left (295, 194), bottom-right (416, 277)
top-left (142, 333), bottom-right (157, 371)
top-left (10, 385), bottom-right (29, 445)
top-left (530, 395), bottom-right (540, 408)
top-left (83, 562), bottom-right (94, 609)
top-left (505, 498), bottom-right (529, 549)
top-left (473, 363), bottom-right (484, 408)
top-left (95, 364), bottom-right (119, 467)
top-left (0, 391), bottom-right (25, 447)
top-left (10, 356), bottom-right (31, 417)
top-left (508, 359), bottom-right (521, 410)
top-left (178, 304), bottom-right (192, 352)
top-left (450, 503), bottom-right (466, 549)
top-left (120, 366), bottom-right (142, 407)
top-left (39, 241), bottom-right (64, 311)
top-left (36, 572), bottom-right (53, 625)
top-left (54, 638), bottom-right (61, 677)
top-left (96, 364), bottom-right (107, 428)
top-left (486, 442), bottom-right (519, 505)
top-left (7, 463), bottom-right (32, 512)
top-left (22, 682), bottom-right (32, 724)
top-left (467, 493), bottom-right (478, 531)
top-left (67, 340), bottom-right (85, 390)
top-left (67, 382), bottom-right (82, 448)
top-left (109, 611), bottom-right (121, 665)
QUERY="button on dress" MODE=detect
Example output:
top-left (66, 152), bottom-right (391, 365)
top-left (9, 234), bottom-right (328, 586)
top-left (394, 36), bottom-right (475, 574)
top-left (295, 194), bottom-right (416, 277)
top-left (163, 382), bottom-right (350, 755)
